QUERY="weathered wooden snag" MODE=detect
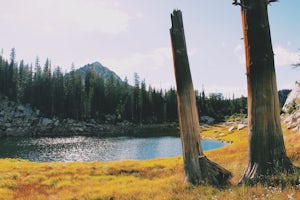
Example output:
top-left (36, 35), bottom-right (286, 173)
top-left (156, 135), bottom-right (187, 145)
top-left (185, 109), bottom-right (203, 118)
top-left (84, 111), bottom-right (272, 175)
top-left (170, 10), bottom-right (231, 185)
top-left (234, 0), bottom-right (294, 184)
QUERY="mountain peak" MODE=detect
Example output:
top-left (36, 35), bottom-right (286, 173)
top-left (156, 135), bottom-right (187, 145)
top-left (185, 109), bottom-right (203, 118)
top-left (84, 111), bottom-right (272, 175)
top-left (77, 62), bottom-right (122, 82)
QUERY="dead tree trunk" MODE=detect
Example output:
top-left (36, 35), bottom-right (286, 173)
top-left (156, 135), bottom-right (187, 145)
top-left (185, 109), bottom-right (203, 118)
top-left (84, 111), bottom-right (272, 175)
top-left (234, 0), bottom-right (294, 184)
top-left (170, 10), bottom-right (231, 185)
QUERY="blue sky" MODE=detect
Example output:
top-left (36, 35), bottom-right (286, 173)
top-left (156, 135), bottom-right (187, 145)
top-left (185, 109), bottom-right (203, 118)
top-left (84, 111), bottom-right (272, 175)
top-left (0, 0), bottom-right (299, 97)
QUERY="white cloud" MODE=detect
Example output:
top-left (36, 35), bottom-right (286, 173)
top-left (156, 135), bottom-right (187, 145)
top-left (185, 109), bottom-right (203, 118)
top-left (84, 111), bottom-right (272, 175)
top-left (101, 47), bottom-right (193, 88)
top-left (0, 0), bottom-right (131, 35)
top-left (188, 48), bottom-right (198, 57)
top-left (113, 1), bottom-right (121, 7)
top-left (234, 44), bottom-right (300, 67)
top-left (136, 11), bottom-right (144, 19)
top-left (274, 46), bottom-right (299, 67)
top-left (234, 44), bottom-right (245, 64)
top-left (101, 46), bottom-right (199, 88)
top-left (103, 47), bottom-right (198, 78)
top-left (62, 0), bottom-right (131, 34)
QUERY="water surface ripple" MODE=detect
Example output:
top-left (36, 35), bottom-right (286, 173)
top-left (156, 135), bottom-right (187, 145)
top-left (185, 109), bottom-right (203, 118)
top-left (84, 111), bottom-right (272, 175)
top-left (0, 136), bottom-right (227, 162)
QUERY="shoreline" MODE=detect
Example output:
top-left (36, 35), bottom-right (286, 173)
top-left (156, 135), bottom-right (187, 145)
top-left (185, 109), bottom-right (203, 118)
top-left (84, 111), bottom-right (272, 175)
top-left (0, 94), bottom-right (181, 138)
top-left (0, 121), bottom-right (179, 138)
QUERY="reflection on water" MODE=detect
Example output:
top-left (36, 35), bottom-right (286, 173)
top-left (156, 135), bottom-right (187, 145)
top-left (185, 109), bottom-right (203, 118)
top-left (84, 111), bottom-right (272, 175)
top-left (0, 136), bottom-right (227, 162)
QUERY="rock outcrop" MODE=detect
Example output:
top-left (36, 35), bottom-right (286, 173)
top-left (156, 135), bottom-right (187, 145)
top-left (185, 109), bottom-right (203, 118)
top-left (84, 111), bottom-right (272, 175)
top-left (281, 81), bottom-right (300, 132)
top-left (281, 110), bottom-right (300, 132)
top-left (0, 95), bottom-right (39, 136)
top-left (200, 116), bottom-right (215, 125)
top-left (282, 81), bottom-right (300, 113)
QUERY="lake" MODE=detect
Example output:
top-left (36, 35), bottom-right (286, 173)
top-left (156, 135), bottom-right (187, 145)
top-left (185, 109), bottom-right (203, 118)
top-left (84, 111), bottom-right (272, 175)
top-left (0, 136), bottom-right (227, 162)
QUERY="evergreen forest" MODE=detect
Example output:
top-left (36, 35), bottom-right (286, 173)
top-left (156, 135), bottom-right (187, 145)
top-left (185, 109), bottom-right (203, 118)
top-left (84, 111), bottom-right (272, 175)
top-left (0, 48), bottom-right (289, 124)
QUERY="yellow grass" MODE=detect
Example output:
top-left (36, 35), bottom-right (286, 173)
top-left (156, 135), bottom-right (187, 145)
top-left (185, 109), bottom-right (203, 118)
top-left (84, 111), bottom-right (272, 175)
top-left (0, 125), bottom-right (299, 200)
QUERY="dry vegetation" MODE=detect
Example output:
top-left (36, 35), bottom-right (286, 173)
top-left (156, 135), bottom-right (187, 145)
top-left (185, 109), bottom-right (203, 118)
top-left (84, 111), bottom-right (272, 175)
top-left (0, 124), bottom-right (299, 200)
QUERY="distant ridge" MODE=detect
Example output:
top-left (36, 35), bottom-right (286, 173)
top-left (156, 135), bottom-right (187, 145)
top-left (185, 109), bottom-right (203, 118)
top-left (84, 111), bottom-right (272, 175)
top-left (76, 62), bottom-right (122, 82)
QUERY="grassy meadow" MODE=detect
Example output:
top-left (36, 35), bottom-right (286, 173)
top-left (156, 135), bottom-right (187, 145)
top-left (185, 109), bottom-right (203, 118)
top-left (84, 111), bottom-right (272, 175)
top-left (0, 124), bottom-right (299, 200)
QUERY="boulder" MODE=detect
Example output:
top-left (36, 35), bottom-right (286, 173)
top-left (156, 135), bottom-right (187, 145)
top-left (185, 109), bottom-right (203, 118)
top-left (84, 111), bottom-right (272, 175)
top-left (0, 124), bottom-right (6, 131)
top-left (17, 105), bottom-right (25, 112)
top-left (73, 127), bottom-right (84, 132)
top-left (54, 120), bottom-right (60, 126)
top-left (4, 123), bottom-right (11, 128)
top-left (228, 126), bottom-right (235, 132)
top-left (105, 114), bottom-right (116, 123)
top-left (237, 124), bottom-right (246, 130)
top-left (66, 119), bottom-right (75, 124)
top-left (39, 118), bottom-right (53, 126)
top-left (201, 116), bottom-right (215, 124)
top-left (219, 132), bottom-right (225, 136)
top-left (5, 128), bottom-right (15, 136)
top-left (89, 119), bottom-right (96, 124)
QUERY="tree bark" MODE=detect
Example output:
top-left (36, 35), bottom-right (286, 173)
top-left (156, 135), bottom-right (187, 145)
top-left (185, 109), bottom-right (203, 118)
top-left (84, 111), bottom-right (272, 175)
top-left (170, 10), bottom-right (231, 185)
top-left (238, 0), bottom-right (294, 184)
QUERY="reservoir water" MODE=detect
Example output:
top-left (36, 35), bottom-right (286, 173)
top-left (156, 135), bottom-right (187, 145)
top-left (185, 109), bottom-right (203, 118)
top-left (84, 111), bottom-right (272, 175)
top-left (0, 136), bottom-right (227, 162)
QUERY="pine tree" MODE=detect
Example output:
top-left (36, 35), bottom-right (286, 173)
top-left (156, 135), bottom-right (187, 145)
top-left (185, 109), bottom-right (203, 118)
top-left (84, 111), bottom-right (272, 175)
top-left (91, 74), bottom-right (105, 119)
top-left (105, 75), bottom-right (118, 115)
top-left (84, 68), bottom-right (96, 118)
top-left (52, 66), bottom-right (65, 118)
top-left (139, 79), bottom-right (147, 123)
top-left (41, 59), bottom-right (52, 116)
top-left (18, 60), bottom-right (27, 102)
top-left (121, 77), bottom-right (132, 121)
top-left (132, 73), bottom-right (140, 122)
top-left (165, 87), bottom-right (177, 122)
top-left (7, 48), bottom-right (18, 101)
top-left (0, 53), bottom-right (7, 95)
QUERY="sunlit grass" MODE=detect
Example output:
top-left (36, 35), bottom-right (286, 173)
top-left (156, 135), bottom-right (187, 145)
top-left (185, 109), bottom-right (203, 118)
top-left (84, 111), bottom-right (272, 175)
top-left (0, 124), bottom-right (299, 200)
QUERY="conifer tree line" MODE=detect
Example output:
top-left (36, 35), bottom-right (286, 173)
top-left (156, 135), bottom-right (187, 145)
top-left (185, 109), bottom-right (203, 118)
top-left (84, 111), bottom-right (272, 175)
top-left (1, 48), bottom-right (250, 123)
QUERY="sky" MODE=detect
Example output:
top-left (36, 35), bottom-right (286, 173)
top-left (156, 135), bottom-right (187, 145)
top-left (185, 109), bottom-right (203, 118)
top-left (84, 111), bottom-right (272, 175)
top-left (0, 0), bottom-right (299, 97)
